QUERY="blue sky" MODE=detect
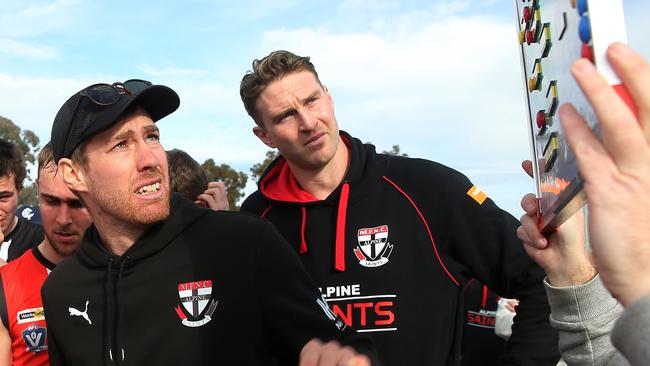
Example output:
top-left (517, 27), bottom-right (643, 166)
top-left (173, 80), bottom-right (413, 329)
top-left (1, 0), bottom-right (648, 215)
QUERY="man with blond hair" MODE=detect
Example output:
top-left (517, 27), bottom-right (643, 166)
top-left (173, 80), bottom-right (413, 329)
top-left (240, 50), bottom-right (560, 365)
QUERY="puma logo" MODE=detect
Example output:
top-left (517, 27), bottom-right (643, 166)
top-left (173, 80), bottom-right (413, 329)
top-left (69, 300), bottom-right (92, 325)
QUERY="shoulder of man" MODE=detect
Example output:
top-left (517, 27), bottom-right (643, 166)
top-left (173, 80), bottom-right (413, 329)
top-left (0, 265), bottom-right (9, 328)
top-left (0, 250), bottom-right (37, 328)
top-left (11, 219), bottom-right (44, 245)
top-left (41, 251), bottom-right (83, 302)
top-left (189, 209), bottom-right (277, 244)
top-left (240, 190), bottom-right (268, 214)
top-left (379, 155), bottom-right (476, 198)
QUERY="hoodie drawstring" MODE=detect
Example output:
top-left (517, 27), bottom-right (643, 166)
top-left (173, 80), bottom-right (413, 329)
top-left (296, 182), bottom-right (350, 272)
top-left (299, 207), bottom-right (308, 254)
top-left (105, 259), bottom-right (114, 365)
top-left (105, 256), bottom-right (129, 365)
top-left (115, 255), bottom-right (129, 364)
top-left (335, 182), bottom-right (350, 272)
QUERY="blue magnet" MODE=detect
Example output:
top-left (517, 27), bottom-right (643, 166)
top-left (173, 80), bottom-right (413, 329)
top-left (579, 16), bottom-right (591, 44)
top-left (577, 0), bottom-right (588, 16)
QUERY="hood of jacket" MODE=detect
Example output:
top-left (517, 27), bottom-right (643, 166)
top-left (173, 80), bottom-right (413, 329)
top-left (256, 130), bottom-right (381, 272)
top-left (258, 130), bottom-right (378, 205)
top-left (77, 193), bottom-right (209, 269)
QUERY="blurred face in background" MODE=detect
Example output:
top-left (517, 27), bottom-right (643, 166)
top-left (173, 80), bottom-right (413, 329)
top-left (38, 165), bottom-right (92, 257)
top-left (0, 174), bottom-right (19, 237)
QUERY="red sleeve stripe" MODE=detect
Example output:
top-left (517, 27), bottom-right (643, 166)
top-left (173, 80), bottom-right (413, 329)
top-left (382, 176), bottom-right (460, 287)
top-left (260, 204), bottom-right (273, 218)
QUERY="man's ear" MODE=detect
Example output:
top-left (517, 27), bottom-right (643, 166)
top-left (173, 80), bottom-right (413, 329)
top-left (253, 126), bottom-right (277, 149)
top-left (58, 158), bottom-right (88, 193)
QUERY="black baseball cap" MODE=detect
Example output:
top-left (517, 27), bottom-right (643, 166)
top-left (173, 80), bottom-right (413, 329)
top-left (50, 80), bottom-right (180, 162)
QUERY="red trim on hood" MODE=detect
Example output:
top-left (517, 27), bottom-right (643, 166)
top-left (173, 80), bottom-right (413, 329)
top-left (383, 176), bottom-right (460, 287)
top-left (258, 134), bottom-right (351, 203)
top-left (260, 159), bottom-right (319, 203)
top-left (335, 182), bottom-right (350, 271)
top-left (258, 134), bottom-right (354, 270)
top-left (261, 204), bottom-right (273, 218)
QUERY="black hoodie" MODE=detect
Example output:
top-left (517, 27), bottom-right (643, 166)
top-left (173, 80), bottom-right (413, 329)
top-left (2, 218), bottom-right (44, 262)
top-left (42, 194), bottom-right (377, 365)
top-left (241, 131), bottom-right (560, 365)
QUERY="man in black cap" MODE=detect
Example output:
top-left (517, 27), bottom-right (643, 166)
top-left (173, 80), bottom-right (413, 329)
top-left (42, 80), bottom-right (378, 365)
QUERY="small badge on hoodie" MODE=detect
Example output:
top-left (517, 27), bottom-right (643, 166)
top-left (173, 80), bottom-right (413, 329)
top-left (467, 186), bottom-right (488, 205)
top-left (354, 225), bottom-right (393, 267)
top-left (174, 280), bottom-right (218, 328)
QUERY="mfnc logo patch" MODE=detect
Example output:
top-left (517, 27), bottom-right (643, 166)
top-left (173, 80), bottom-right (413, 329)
top-left (174, 280), bottom-right (218, 328)
top-left (354, 225), bottom-right (394, 268)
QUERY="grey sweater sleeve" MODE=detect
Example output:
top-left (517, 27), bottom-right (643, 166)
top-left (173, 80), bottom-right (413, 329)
top-left (544, 275), bottom-right (628, 366)
top-left (611, 293), bottom-right (650, 366)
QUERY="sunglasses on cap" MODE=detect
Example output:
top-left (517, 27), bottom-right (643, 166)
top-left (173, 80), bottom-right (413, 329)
top-left (59, 79), bottom-right (153, 157)
top-left (80, 79), bottom-right (153, 106)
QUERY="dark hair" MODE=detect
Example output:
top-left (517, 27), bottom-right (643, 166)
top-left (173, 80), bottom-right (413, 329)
top-left (166, 149), bottom-right (208, 201)
top-left (0, 138), bottom-right (26, 190)
top-left (240, 50), bottom-right (320, 126)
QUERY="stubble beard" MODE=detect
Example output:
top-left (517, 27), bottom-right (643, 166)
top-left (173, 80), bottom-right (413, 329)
top-left (48, 236), bottom-right (79, 258)
top-left (88, 172), bottom-right (171, 228)
top-left (296, 134), bottom-right (339, 171)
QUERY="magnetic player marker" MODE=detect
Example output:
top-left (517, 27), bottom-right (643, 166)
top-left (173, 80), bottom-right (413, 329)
top-left (578, 16), bottom-right (591, 44)
top-left (541, 24), bottom-right (552, 58)
top-left (543, 133), bottom-right (559, 172)
top-left (577, 0), bottom-right (588, 16)
top-left (581, 43), bottom-right (594, 63)
top-left (558, 12), bottom-right (568, 41)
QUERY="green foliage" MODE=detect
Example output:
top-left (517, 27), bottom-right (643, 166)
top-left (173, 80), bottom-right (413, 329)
top-left (0, 115), bottom-right (41, 205)
top-left (0, 115), bottom-right (40, 168)
top-left (201, 159), bottom-right (248, 211)
top-left (250, 150), bottom-right (279, 183)
top-left (382, 145), bottom-right (408, 157)
top-left (18, 183), bottom-right (38, 206)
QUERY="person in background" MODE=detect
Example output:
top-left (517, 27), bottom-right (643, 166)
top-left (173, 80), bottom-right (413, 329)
top-left (518, 43), bottom-right (650, 365)
top-left (0, 142), bottom-right (93, 366)
top-left (0, 139), bottom-right (44, 265)
top-left (461, 280), bottom-right (506, 366)
top-left (166, 149), bottom-right (229, 210)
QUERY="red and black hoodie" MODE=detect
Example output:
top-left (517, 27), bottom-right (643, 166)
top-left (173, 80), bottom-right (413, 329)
top-left (242, 131), bottom-right (560, 366)
top-left (41, 194), bottom-right (377, 366)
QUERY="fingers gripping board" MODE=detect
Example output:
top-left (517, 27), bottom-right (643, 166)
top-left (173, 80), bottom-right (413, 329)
top-left (514, 0), bottom-right (630, 232)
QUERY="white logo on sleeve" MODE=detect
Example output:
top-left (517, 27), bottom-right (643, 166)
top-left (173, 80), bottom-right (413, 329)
top-left (69, 300), bottom-right (92, 325)
top-left (21, 207), bottom-right (35, 220)
top-left (0, 239), bottom-right (11, 262)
